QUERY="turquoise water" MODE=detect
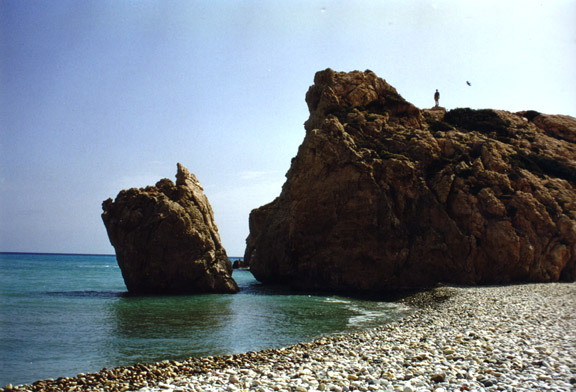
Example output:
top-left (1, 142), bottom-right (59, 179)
top-left (0, 253), bottom-right (410, 386)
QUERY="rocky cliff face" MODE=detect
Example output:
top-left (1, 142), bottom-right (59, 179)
top-left (102, 163), bottom-right (239, 294)
top-left (245, 69), bottom-right (576, 292)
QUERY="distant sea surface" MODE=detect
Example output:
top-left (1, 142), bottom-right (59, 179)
top-left (0, 253), bottom-right (410, 386)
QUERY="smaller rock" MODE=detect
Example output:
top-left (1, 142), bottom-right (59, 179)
top-left (232, 259), bottom-right (249, 269)
top-left (101, 163), bottom-right (239, 294)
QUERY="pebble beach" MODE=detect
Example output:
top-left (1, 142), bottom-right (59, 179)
top-left (4, 282), bottom-right (575, 392)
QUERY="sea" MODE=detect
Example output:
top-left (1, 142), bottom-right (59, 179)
top-left (0, 253), bottom-right (411, 387)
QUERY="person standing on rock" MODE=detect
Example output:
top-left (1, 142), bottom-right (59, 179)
top-left (434, 89), bottom-right (440, 107)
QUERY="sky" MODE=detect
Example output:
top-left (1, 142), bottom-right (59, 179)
top-left (1, 0), bottom-right (575, 257)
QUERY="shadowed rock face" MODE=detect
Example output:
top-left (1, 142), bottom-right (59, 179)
top-left (245, 68), bottom-right (576, 292)
top-left (102, 163), bottom-right (238, 294)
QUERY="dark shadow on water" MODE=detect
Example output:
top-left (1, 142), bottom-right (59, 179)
top-left (233, 269), bottom-right (430, 302)
top-left (45, 287), bottom-right (422, 305)
top-left (240, 279), bottom-right (428, 304)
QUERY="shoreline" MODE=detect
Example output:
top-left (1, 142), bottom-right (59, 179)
top-left (4, 282), bottom-right (575, 391)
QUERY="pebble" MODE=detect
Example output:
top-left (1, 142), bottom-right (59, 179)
top-left (3, 282), bottom-right (575, 392)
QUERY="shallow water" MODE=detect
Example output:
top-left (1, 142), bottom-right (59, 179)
top-left (0, 253), bottom-right (410, 386)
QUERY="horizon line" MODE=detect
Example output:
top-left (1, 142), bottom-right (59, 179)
top-left (0, 251), bottom-right (244, 258)
top-left (0, 251), bottom-right (116, 257)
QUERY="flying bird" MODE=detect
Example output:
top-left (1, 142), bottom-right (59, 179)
top-left (466, 81), bottom-right (471, 86)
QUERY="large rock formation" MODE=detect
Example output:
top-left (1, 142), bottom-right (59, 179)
top-left (102, 163), bottom-right (239, 294)
top-left (245, 69), bottom-right (576, 292)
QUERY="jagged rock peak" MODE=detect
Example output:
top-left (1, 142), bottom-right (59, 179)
top-left (176, 162), bottom-right (201, 188)
top-left (245, 69), bottom-right (576, 292)
top-left (102, 163), bottom-right (239, 295)
top-left (304, 68), bottom-right (422, 132)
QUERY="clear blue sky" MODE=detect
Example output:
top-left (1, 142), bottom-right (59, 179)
top-left (1, 0), bottom-right (575, 256)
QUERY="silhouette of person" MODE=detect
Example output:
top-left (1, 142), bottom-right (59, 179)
top-left (434, 89), bottom-right (440, 107)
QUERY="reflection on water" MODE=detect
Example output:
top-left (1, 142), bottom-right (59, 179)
top-left (108, 294), bottom-right (237, 365)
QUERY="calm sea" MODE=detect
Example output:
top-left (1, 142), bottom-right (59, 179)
top-left (0, 253), bottom-right (410, 386)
